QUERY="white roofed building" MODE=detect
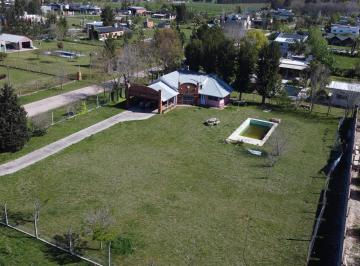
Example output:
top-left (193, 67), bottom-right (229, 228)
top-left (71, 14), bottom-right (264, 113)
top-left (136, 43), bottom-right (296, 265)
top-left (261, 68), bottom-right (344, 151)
top-left (327, 81), bottom-right (360, 108)
top-left (0, 34), bottom-right (33, 53)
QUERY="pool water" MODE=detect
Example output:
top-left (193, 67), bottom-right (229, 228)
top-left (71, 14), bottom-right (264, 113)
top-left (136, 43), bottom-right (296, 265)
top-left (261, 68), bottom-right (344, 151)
top-left (240, 123), bottom-right (271, 140)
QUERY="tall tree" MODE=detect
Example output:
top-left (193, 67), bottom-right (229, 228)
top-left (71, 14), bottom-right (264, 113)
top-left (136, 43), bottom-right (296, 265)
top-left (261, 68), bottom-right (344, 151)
top-left (56, 16), bottom-right (68, 40)
top-left (174, 3), bottom-right (188, 24)
top-left (309, 62), bottom-right (330, 113)
top-left (0, 84), bottom-right (29, 152)
top-left (308, 27), bottom-right (334, 68)
top-left (256, 43), bottom-right (281, 105)
top-left (185, 24), bottom-right (236, 81)
top-left (154, 28), bottom-right (183, 71)
top-left (233, 38), bottom-right (258, 100)
top-left (101, 6), bottom-right (115, 27)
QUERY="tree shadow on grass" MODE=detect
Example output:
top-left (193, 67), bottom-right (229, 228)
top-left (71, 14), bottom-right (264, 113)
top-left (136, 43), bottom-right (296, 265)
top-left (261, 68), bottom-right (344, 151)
top-left (8, 211), bottom-right (33, 226)
top-left (43, 245), bottom-right (83, 265)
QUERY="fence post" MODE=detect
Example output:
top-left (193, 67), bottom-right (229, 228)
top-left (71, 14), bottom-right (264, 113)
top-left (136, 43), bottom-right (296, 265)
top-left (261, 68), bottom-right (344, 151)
top-left (97, 95), bottom-right (99, 108)
top-left (68, 227), bottom-right (73, 254)
top-left (51, 112), bottom-right (54, 125)
top-left (108, 241), bottom-right (111, 266)
top-left (4, 202), bottom-right (8, 225)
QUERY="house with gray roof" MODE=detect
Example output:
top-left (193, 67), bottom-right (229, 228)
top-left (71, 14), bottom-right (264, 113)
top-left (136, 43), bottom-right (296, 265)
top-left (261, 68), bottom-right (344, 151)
top-left (125, 70), bottom-right (233, 113)
top-left (274, 32), bottom-right (308, 56)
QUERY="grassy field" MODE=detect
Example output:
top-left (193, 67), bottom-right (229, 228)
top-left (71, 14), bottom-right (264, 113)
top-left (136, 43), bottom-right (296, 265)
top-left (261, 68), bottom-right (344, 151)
top-left (0, 99), bottom-right (123, 165)
top-left (0, 102), bottom-right (341, 265)
top-left (0, 226), bottom-right (87, 265)
top-left (333, 54), bottom-right (359, 70)
top-left (0, 66), bottom-right (55, 94)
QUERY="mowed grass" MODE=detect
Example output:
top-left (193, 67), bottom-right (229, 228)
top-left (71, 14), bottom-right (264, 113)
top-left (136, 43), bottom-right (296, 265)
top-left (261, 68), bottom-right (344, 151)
top-left (0, 226), bottom-right (87, 265)
top-left (0, 105), bottom-right (339, 265)
top-left (0, 66), bottom-right (54, 94)
top-left (1, 40), bottom-right (101, 77)
top-left (333, 54), bottom-right (359, 70)
top-left (0, 102), bottom-right (123, 164)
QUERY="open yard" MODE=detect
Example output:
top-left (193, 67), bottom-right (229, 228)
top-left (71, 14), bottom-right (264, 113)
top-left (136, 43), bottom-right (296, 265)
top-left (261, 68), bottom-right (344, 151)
top-left (0, 103), bottom-right (341, 265)
top-left (333, 54), bottom-right (359, 70)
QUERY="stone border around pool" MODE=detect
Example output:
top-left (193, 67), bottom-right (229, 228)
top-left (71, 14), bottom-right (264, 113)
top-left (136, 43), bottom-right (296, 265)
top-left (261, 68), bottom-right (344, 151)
top-left (226, 118), bottom-right (279, 146)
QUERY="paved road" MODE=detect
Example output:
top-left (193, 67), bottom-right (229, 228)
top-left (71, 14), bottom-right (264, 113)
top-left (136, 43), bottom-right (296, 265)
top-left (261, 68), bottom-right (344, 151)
top-left (23, 84), bottom-right (109, 117)
top-left (0, 110), bottom-right (155, 176)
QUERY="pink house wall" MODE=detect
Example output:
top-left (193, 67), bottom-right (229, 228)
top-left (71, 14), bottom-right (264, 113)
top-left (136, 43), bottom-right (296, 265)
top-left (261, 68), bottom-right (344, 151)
top-left (204, 95), bottom-right (230, 108)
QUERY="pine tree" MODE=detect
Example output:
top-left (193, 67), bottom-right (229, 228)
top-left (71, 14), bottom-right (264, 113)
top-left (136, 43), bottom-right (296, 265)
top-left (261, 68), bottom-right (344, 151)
top-left (101, 6), bottom-right (115, 27)
top-left (256, 42), bottom-right (281, 105)
top-left (233, 38), bottom-right (258, 100)
top-left (0, 84), bottom-right (29, 152)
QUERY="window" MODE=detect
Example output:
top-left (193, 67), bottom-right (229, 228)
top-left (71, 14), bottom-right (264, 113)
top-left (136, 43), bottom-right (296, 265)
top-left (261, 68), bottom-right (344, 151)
top-left (208, 96), bottom-right (219, 101)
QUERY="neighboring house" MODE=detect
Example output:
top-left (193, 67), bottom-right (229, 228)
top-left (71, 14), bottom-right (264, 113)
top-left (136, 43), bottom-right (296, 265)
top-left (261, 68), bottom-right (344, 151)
top-left (225, 14), bottom-right (251, 29)
top-left (89, 26), bottom-right (126, 41)
top-left (272, 8), bottom-right (294, 22)
top-left (125, 70), bottom-right (233, 113)
top-left (157, 21), bottom-right (171, 29)
top-left (331, 24), bottom-right (360, 36)
top-left (0, 34), bottom-right (33, 52)
top-left (128, 6), bottom-right (147, 16)
top-left (144, 18), bottom-right (154, 29)
top-left (21, 12), bottom-right (44, 23)
top-left (85, 21), bottom-right (103, 33)
top-left (279, 57), bottom-right (309, 80)
top-left (327, 81), bottom-right (360, 108)
top-left (152, 13), bottom-right (176, 20)
top-left (327, 33), bottom-right (356, 47)
top-left (274, 32), bottom-right (308, 57)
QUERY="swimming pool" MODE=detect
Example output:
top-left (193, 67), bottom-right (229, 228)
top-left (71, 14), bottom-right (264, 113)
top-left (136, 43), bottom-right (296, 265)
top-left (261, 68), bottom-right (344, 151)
top-left (226, 118), bottom-right (278, 146)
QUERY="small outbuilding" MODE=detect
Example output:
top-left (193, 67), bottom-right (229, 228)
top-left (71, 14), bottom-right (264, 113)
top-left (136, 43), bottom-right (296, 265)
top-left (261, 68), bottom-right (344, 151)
top-left (327, 81), bottom-right (360, 108)
top-left (0, 34), bottom-right (33, 52)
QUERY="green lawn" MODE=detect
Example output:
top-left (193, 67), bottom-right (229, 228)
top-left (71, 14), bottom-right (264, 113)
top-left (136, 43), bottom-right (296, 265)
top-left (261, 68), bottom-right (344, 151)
top-left (0, 66), bottom-right (55, 95)
top-left (0, 102), bottom-right (341, 265)
top-left (0, 100), bottom-right (123, 165)
top-left (1, 40), bottom-right (101, 78)
top-left (333, 54), bottom-right (359, 70)
top-left (0, 226), bottom-right (87, 265)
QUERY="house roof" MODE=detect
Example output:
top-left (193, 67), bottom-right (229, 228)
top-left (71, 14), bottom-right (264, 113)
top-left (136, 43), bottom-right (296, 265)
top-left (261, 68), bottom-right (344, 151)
top-left (95, 26), bottom-right (125, 34)
top-left (0, 33), bottom-right (32, 43)
top-left (148, 81), bottom-right (179, 102)
top-left (274, 33), bottom-right (308, 43)
top-left (279, 58), bottom-right (309, 71)
top-left (151, 70), bottom-right (233, 98)
top-left (327, 81), bottom-right (360, 93)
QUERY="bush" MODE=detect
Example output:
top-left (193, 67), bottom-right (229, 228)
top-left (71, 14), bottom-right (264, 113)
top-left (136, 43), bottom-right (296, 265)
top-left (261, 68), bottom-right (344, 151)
top-left (112, 236), bottom-right (134, 255)
top-left (30, 114), bottom-right (49, 137)
top-left (0, 52), bottom-right (7, 61)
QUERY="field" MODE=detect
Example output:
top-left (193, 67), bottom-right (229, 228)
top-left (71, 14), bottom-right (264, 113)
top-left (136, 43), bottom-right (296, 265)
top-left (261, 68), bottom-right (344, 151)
top-left (333, 54), bottom-right (359, 70)
top-left (0, 40), bottom-right (102, 94)
top-left (0, 103), bottom-right (341, 265)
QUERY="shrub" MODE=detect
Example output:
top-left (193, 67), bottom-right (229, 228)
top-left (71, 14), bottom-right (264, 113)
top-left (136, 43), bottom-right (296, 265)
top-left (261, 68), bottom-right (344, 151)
top-left (112, 236), bottom-right (134, 255)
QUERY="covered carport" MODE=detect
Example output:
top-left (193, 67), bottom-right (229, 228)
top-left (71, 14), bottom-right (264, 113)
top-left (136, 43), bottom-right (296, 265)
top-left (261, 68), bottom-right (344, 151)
top-left (125, 83), bottom-right (178, 114)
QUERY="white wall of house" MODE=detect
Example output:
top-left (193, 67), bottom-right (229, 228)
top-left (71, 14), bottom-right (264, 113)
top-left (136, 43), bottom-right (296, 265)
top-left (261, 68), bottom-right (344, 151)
top-left (331, 24), bottom-right (360, 36)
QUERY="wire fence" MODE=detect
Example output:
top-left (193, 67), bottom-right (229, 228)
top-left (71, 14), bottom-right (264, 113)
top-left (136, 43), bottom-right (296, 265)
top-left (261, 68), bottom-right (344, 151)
top-left (306, 109), bottom-right (357, 265)
top-left (28, 92), bottom-right (114, 133)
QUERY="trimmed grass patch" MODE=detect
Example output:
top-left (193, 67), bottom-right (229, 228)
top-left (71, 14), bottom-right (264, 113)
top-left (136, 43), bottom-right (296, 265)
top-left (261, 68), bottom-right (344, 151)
top-left (0, 105), bottom-right (340, 265)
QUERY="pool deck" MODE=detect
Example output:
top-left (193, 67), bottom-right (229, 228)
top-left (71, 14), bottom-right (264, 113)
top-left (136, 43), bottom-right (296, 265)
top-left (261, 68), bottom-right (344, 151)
top-left (226, 118), bottom-right (278, 146)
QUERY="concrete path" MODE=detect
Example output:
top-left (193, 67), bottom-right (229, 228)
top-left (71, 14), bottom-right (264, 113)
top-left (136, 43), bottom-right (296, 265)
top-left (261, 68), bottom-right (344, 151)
top-left (23, 84), bottom-right (109, 117)
top-left (0, 110), bottom-right (155, 176)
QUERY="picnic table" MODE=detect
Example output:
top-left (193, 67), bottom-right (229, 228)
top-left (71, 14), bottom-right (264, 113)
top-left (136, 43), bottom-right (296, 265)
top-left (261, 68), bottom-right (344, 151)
top-left (205, 118), bottom-right (220, 126)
